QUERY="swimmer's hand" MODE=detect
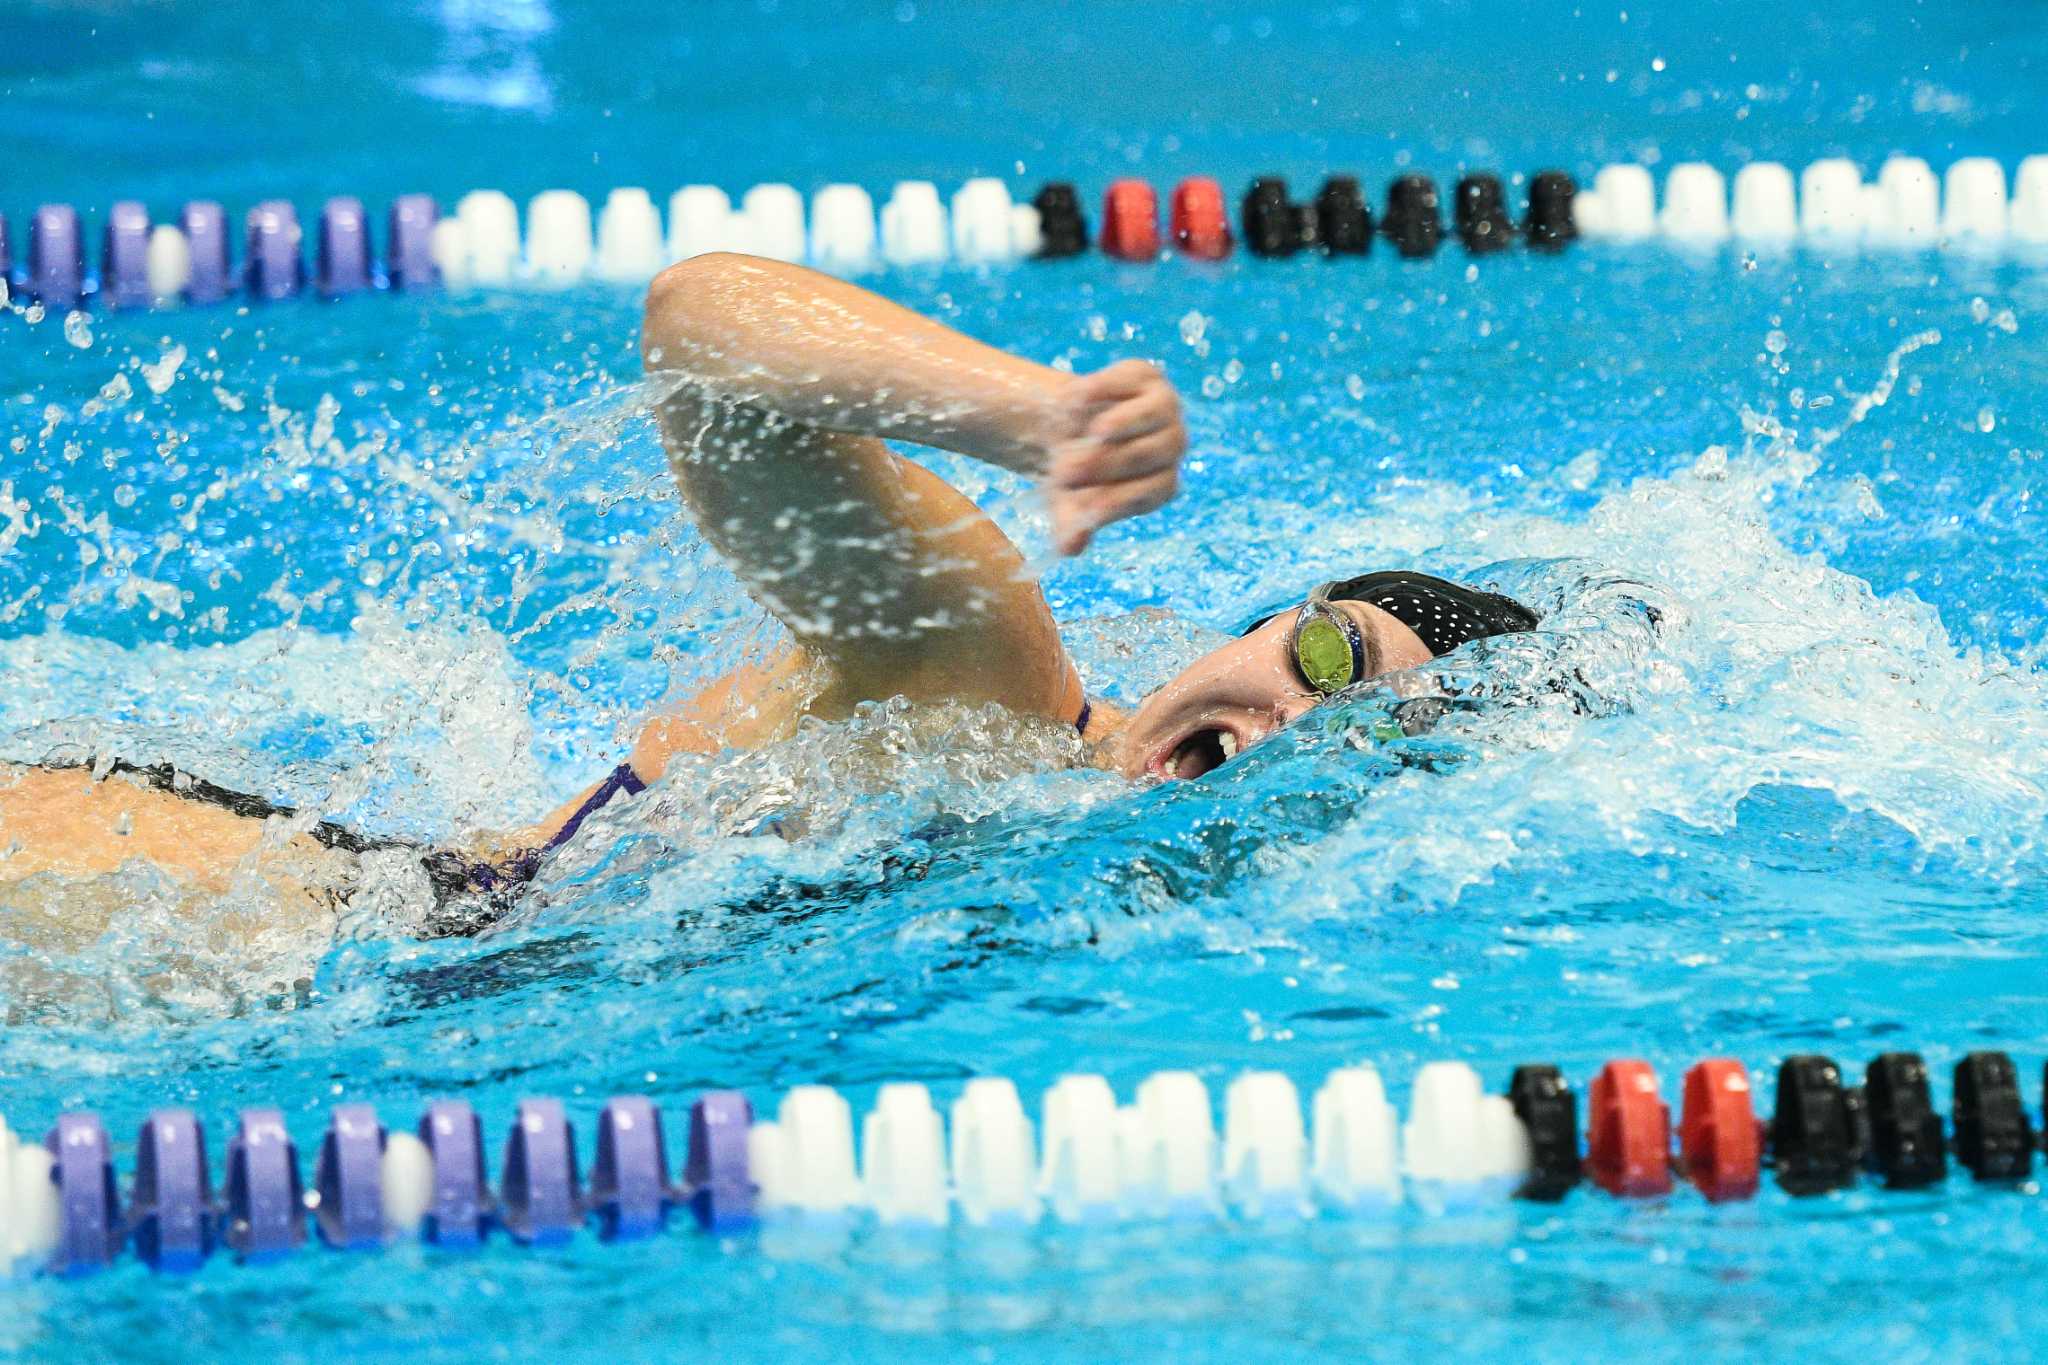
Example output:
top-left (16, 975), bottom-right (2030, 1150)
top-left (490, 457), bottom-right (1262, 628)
top-left (1043, 360), bottom-right (1187, 556)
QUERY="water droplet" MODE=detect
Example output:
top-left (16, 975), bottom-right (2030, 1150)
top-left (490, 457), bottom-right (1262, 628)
top-left (1764, 329), bottom-right (1788, 355)
top-left (141, 343), bottom-right (187, 395)
top-left (63, 311), bottom-right (93, 348)
top-left (1977, 406), bottom-right (1996, 433)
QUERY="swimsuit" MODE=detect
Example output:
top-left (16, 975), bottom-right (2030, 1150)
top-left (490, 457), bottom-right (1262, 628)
top-left (24, 757), bottom-right (509, 935)
top-left (470, 696), bottom-right (1095, 887)
top-left (25, 697), bottom-right (1095, 937)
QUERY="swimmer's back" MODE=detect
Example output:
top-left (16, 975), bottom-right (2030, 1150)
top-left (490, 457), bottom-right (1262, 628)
top-left (0, 762), bottom-right (339, 890)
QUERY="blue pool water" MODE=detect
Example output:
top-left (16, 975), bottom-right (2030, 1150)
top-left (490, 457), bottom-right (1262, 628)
top-left (4, 1), bottom-right (2048, 1359)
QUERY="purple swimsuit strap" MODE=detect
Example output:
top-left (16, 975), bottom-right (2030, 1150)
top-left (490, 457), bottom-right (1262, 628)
top-left (465, 703), bottom-right (1088, 902)
top-left (542, 762), bottom-right (647, 855)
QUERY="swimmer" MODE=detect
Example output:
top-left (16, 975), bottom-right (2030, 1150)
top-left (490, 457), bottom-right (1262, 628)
top-left (0, 254), bottom-right (1537, 931)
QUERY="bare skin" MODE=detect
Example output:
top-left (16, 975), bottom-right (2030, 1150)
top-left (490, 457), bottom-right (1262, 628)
top-left (605, 252), bottom-right (1429, 792)
top-left (2, 252), bottom-right (1432, 903)
top-left (0, 766), bottom-right (312, 887)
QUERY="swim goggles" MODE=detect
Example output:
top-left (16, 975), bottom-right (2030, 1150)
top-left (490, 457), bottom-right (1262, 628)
top-left (1289, 582), bottom-right (1368, 696)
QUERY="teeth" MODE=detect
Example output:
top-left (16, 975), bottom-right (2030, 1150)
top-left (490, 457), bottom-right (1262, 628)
top-left (1218, 731), bottom-right (1239, 759)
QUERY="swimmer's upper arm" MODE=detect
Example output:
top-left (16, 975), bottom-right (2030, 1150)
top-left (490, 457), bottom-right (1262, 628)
top-left (639, 254), bottom-right (1078, 718)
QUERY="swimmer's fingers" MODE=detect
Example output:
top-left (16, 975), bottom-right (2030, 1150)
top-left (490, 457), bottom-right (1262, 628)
top-left (1085, 386), bottom-right (1178, 445)
top-left (1060, 358), bottom-right (1166, 413)
top-left (1047, 424), bottom-right (1184, 491)
top-left (1052, 467), bottom-right (1181, 556)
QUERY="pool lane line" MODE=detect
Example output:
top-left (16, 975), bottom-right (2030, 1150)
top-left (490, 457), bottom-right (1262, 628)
top-left (0, 1050), bottom-right (2040, 1279)
top-left (7, 154), bottom-right (2046, 313)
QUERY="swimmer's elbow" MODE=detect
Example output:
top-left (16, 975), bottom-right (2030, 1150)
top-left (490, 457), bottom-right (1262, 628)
top-left (648, 252), bottom-right (746, 311)
top-left (642, 253), bottom-right (765, 371)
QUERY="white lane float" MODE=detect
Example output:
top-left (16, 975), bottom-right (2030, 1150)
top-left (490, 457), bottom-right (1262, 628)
top-left (1310, 1064), bottom-right (1401, 1211)
top-left (1660, 162), bottom-right (1730, 242)
top-left (809, 183), bottom-right (878, 270)
top-left (881, 180), bottom-right (948, 265)
top-left (951, 1078), bottom-right (1040, 1226)
top-left (594, 187), bottom-right (666, 282)
top-left (1731, 162), bottom-right (1797, 240)
top-left (455, 189), bottom-right (520, 284)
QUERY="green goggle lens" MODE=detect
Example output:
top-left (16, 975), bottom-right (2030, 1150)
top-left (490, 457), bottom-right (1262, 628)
top-left (1293, 615), bottom-right (1357, 695)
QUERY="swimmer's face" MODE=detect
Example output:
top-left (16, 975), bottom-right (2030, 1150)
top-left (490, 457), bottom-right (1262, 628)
top-left (1111, 599), bottom-right (1431, 782)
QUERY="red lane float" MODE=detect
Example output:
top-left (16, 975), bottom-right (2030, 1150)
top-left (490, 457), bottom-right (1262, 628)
top-left (1677, 1059), bottom-right (1763, 1201)
top-left (1587, 1059), bottom-right (1673, 1196)
top-left (1170, 177), bottom-right (1231, 259)
top-left (1100, 179), bottom-right (1161, 261)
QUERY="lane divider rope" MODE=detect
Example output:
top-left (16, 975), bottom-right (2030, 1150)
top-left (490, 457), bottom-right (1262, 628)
top-left (7, 155), bottom-right (2048, 314)
top-left (0, 1049), bottom-right (2040, 1280)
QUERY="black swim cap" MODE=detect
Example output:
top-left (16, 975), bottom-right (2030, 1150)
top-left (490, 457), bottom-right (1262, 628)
top-left (1245, 570), bottom-right (1539, 658)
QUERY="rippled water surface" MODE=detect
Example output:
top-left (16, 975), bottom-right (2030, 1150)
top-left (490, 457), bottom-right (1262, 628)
top-left (4, 1), bottom-right (2048, 1360)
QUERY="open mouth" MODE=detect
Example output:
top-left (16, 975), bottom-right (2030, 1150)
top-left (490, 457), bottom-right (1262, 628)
top-left (1157, 725), bottom-right (1241, 781)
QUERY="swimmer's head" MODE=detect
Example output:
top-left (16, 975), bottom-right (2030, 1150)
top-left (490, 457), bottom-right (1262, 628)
top-left (1108, 572), bottom-right (1537, 782)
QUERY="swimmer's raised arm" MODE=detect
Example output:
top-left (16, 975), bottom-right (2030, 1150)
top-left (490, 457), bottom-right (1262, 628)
top-left (637, 252), bottom-right (1185, 721)
top-left (642, 253), bottom-right (1185, 555)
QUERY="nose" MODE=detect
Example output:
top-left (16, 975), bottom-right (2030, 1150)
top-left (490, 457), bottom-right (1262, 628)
top-left (1271, 693), bottom-right (1318, 728)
